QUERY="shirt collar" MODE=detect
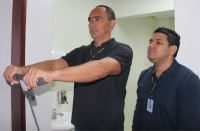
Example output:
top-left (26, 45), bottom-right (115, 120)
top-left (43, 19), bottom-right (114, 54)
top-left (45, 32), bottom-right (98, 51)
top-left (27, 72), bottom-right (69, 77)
top-left (90, 38), bottom-right (115, 49)
top-left (147, 59), bottom-right (179, 76)
top-left (165, 59), bottom-right (179, 75)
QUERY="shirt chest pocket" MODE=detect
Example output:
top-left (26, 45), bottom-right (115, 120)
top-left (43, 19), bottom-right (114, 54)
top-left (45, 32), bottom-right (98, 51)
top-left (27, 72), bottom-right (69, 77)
top-left (156, 78), bottom-right (178, 110)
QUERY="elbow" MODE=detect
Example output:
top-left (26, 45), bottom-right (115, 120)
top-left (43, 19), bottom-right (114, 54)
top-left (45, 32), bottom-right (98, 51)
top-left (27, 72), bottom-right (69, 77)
top-left (98, 69), bottom-right (108, 79)
top-left (96, 61), bottom-right (109, 79)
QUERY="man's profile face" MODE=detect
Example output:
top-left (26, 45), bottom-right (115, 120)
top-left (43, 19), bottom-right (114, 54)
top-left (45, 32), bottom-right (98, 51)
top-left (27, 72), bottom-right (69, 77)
top-left (88, 7), bottom-right (113, 40)
top-left (148, 33), bottom-right (171, 64)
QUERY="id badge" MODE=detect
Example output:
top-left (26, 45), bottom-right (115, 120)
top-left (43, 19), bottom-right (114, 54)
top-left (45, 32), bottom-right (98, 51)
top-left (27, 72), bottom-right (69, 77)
top-left (147, 98), bottom-right (154, 113)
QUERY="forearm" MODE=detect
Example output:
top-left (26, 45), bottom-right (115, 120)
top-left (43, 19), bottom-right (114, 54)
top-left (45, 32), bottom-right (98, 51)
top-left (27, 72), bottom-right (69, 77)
top-left (51, 60), bottom-right (108, 83)
top-left (20, 59), bottom-right (68, 74)
top-left (16, 57), bottom-right (120, 88)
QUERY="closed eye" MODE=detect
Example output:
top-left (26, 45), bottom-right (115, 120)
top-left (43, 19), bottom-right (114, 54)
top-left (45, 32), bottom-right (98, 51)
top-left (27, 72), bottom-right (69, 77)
top-left (157, 42), bottom-right (161, 44)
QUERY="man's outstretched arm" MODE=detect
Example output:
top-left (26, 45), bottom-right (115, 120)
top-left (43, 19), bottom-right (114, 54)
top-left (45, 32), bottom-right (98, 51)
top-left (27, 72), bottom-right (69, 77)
top-left (21, 57), bottom-right (121, 89)
top-left (53, 57), bottom-right (121, 82)
top-left (3, 58), bottom-right (68, 85)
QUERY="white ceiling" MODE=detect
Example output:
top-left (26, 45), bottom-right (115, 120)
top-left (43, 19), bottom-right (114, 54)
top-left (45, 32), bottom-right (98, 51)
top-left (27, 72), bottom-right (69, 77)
top-left (117, 10), bottom-right (174, 20)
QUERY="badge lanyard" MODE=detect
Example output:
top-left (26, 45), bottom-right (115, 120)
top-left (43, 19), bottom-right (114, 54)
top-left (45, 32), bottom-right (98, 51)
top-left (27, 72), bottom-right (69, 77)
top-left (147, 68), bottom-right (166, 113)
top-left (90, 46), bottom-right (105, 61)
top-left (150, 68), bottom-right (166, 100)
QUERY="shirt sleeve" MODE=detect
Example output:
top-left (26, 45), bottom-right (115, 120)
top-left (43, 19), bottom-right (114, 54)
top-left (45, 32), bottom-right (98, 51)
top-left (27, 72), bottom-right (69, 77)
top-left (106, 43), bottom-right (133, 74)
top-left (132, 70), bottom-right (145, 130)
top-left (177, 73), bottom-right (200, 130)
top-left (61, 47), bottom-right (81, 67)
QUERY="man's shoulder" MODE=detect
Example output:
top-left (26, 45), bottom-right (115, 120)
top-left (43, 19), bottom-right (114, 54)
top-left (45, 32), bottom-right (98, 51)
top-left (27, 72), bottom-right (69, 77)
top-left (80, 44), bottom-right (91, 48)
top-left (111, 40), bottom-right (133, 55)
top-left (140, 66), bottom-right (154, 76)
top-left (176, 62), bottom-right (197, 77)
top-left (74, 44), bottom-right (91, 51)
top-left (137, 66), bottom-right (154, 85)
top-left (173, 61), bottom-right (199, 84)
top-left (115, 40), bottom-right (131, 49)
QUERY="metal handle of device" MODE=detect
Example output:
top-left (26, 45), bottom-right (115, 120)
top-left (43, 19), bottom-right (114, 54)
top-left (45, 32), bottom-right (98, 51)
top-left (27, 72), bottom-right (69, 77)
top-left (13, 74), bottom-right (45, 86)
top-left (12, 74), bottom-right (44, 131)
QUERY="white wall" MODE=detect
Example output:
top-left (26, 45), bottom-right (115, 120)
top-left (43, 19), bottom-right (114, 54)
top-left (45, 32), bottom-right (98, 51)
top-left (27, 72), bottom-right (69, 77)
top-left (157, 17), bottom-right (175, 29)
top-left (175, 0), bottom-right (200, 77)
top-left (112, 0), bottom-right (174, 18)
top-left (26, 0), bottom-right (52, 130)
top-left (0, 0), bottom-right (12, 130)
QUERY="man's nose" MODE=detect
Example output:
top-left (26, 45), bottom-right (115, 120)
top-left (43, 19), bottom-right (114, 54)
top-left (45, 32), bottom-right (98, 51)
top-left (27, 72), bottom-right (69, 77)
top-left (89, 20), bottom-right (95, 27)
top-left (149, 42), bottom-right (155, 48)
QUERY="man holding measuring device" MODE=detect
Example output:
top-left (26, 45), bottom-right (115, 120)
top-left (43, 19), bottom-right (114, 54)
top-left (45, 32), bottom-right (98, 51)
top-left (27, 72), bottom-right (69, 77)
top-left (4, 5), bottom-right (133, 131)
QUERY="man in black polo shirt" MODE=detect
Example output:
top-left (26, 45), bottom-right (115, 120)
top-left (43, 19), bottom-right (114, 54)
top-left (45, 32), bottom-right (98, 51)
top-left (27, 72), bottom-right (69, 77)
top-left (4, 5), bottom-right (133, 130)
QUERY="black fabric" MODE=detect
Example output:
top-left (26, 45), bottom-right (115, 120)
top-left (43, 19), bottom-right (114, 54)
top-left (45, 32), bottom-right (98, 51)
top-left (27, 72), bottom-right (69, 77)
top-left (61, 38), bottom-right (133, 130)
top-left (132, 60), bottom-right (200, 130)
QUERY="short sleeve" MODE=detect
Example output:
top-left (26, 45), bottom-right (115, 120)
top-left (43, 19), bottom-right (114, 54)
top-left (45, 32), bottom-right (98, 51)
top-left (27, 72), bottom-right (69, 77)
top-left (107, 43), bottom-right (133, 74)
top-left (61, 47), bottom-right (81, 67)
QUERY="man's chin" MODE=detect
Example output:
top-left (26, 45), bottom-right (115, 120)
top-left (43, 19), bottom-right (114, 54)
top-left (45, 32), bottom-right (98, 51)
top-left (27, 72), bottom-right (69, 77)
top-left (91, 35), bottom-right (98, 40)
top-left (148, 57), bottom-right (156, 63)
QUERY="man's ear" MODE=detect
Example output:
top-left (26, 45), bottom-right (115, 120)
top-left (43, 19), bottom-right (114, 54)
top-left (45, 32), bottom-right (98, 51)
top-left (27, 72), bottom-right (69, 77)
top-left (110, 20), bottom-right (116, 29)
top-left (169, 45), bottom-right (178, 56)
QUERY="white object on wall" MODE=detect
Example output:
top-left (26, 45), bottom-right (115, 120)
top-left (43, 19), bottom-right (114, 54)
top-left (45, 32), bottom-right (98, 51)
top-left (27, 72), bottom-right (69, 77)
top-left (52, 86), bottom-right (74, 113)
top-left (51, 45), bottom-right (66, 60)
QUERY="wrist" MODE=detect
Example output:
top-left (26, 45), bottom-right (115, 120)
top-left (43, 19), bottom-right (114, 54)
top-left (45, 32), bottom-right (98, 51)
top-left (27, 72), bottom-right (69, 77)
top-left (50, 70), bottom-right (58, 81)
top-left (19, 66), bottom-right (26, 74)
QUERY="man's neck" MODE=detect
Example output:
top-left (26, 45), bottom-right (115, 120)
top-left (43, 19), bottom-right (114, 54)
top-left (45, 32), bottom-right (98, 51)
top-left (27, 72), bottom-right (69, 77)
top-left (94, 36), bottom-right (111, 48)
top-left (154, 58), bottom-right (174, 77)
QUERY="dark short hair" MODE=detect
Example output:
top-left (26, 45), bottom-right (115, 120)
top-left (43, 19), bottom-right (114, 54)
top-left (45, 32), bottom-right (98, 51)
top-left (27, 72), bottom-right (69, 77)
top-left (96, 5), bottom-right (116, 21)
top-left (154, 27), bottom-right (180, 57)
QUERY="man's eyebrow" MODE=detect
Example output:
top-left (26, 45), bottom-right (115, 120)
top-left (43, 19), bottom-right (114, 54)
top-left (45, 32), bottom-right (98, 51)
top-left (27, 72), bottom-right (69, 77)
top-left (149, 39), bottom-right (163, 41)
top-left (156, 39), bottom-right (163, 41)
top-left (88, 16), bottom-right (103, 20)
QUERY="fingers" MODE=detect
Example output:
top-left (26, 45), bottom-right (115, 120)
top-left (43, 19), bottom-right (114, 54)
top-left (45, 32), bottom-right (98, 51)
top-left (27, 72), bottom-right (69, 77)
top-left (3, 65), bottom-right (22, 85)
top-left (22, 67), bottom-right (52, 89)
top-left (26, 86), bottom-right (32, 90)
top-left (23, 68), bottom-right (39, 89)
top-left (10, 81), bottom-right (20, 86)
top-left (3, 65), bottom-right (51, 88)
top-left (3, 65), bottom-right (13, 82)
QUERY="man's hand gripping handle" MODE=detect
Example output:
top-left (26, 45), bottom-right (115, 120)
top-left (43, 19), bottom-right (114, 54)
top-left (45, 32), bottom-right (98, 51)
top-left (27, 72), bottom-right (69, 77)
top-left (12, 74), bottom-right (44, 102)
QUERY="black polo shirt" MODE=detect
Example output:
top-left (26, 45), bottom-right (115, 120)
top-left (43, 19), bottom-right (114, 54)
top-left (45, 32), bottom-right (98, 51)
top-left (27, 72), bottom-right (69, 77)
top-left (61, 38), bottom-right (133, 130)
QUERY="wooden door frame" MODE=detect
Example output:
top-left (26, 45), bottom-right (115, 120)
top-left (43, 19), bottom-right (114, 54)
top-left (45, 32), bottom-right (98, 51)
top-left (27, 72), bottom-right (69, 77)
top-left (11, 0), bottom-right (27, 130)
